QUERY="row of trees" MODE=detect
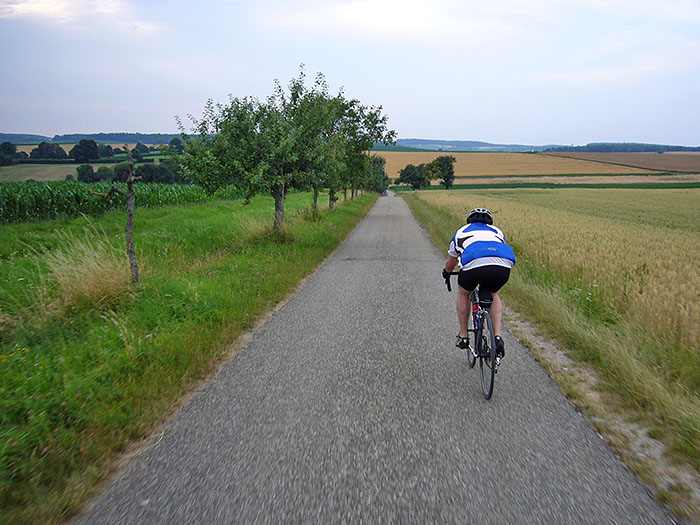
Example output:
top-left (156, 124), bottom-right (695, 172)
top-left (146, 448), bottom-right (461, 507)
top-left (394, 155), bottom-right (457, 189)
top-left (74, 158), bottom-right (184, 184)
top-left (175, 67), bottom-right (396, 232)
top-left (0, 139), bottom-right (184, 165)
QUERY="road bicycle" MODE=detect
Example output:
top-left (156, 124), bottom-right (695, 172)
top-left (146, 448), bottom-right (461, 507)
top-left (444, 271), bottom-right (499, 399)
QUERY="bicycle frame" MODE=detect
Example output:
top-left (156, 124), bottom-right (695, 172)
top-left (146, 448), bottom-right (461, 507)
top-left (444, 271), bottom-right (499, 399)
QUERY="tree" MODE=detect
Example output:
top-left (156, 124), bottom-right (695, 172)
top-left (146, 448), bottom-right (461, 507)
top-left (176, 66), bottom-right (395, 231)
top-left (95, 166), bottom-right (113, 182)
top-left (131, 149), bottom-right (144, 163)
top-left (178, 96), bottom-right (263, 195)
top-left (133, 142), bottom-right (150, 154)
top-left (159, 157), bottom-right (185, 183)
top-left (135, 163), bottom-right (178, 183)
top-left (396, 163), bottom-right (428, 190)
top-left (335, 97), bottom-right (395, 200)
top-left (112, 162), bottom-right (131, 182)
top-left (0, 142), bottom-right (14, 166)
top-left (366, 154), bottom-right (390, 193)
top-left (97, 144), bottom-right (114, 158)
top-left (69, 139), bottom-right (99, 163)
top-left (168, 137), bottom-right (184, 153)
top-left (0, 142), bottom-right (16, 156)
top-left (30, 142), bottom-right (68, 160)
top-left (76, 163), bottom-right (95, 183)
top-left (427, 155), bottom-right (456, 189)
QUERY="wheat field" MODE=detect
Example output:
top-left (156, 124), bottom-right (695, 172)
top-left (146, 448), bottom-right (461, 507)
top-left (413, 188), bottom-right (700, 442)
top-left (416, 188), bottom-right (700, 353)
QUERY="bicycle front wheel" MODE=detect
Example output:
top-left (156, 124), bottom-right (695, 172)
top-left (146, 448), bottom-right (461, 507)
top-left (479, 311), bottom-right (497, 400)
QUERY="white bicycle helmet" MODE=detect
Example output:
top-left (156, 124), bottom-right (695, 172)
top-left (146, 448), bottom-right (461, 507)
top-left (467, 208), bottom-right (493, 225)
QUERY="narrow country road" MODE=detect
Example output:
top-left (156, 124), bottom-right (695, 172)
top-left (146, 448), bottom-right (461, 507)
top-left (76, 195), bottom-right (673, 524)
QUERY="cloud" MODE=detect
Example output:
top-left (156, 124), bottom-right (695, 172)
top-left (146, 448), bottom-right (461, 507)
top-left (262, 0), bottom-right (530, 50)
top-left (0, 0), bottom-right (166, 34)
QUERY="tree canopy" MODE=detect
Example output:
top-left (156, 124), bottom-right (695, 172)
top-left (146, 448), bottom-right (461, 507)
top-left (30, 142), bottom-right (68, 160)
top-left (69, 139), bottom-right (99, 163)
top-left (177, 67), bottom-right (395, 232)
top-left (394, 155), bottom-right (456, 190)
top-left (395, 164), bottom-right (428, 190)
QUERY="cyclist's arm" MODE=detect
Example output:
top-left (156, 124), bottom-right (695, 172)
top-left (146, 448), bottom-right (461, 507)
top-left (445, 255), bottom-right (459, 273)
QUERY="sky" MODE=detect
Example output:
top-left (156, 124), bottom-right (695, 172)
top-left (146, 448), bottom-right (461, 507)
top-left (1, 0), bottom-right (699, 146)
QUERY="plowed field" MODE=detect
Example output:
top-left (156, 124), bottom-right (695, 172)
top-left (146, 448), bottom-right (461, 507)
top-left (544, 152), bottom-right (700, 172)
top-left (375, 151), bottom-right (654, 179)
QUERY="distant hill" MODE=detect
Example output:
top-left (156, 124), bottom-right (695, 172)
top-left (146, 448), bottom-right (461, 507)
top-left (388, 139), bottom-right (561, 152)
top-left (546, 142), bottom-right (700, 153)
top-left (52, 132), bottom-right (181, 144)
top-left (4, 133), bottom-right (697, 153)
top-left (0, 132), bottom-right (181, 145)
top-left (0, 133), bottom-right (52, 143)
top-left (371, 144), bottom-right (433, 152)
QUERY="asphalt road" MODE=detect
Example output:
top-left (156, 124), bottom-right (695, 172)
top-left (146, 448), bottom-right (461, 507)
top-left (76, 195), bottom-right (673, 524)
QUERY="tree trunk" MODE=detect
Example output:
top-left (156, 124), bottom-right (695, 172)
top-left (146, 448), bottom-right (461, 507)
top-left (272, 180), bottom-right (285, 233)
top-left (312, 185), bottom-right (319, 211)
top-left (329, 187), bottom-right (336, 209)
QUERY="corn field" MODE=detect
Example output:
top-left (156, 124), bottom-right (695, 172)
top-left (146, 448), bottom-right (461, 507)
top-left (0, 181), bottom-right (212, 223)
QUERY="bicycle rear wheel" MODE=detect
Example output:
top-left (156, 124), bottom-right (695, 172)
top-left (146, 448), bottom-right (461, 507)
top-left (479, 311), bottom-right (497, 399)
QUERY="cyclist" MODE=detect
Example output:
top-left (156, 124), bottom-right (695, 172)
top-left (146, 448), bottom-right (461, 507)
top-left (442, 208), bottom-right (516, 358)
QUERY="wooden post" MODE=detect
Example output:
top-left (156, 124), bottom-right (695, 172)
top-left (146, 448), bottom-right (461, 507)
top-left (124, 148), bottom-right (140, 285)
top-left (89, 145), bottom-right (141, 286)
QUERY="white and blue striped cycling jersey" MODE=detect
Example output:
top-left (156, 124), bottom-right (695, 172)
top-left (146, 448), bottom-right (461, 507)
top-left (448, 223), bottom-right (516, 270)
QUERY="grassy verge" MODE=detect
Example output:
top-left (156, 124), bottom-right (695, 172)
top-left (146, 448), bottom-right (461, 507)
top-left (391, 181), bottom-right (700, 191)
top-left (0, 192), bottom-right (377, 523)
top-left (402, 191), bottom-right (700, 518)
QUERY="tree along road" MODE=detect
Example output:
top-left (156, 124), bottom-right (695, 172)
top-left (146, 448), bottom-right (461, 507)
top-left (76, 195), bottom-right (673, 524)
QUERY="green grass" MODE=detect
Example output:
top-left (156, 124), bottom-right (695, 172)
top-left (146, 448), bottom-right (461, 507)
top-left (0, 192), bottom-right (377, 523)
top-left (0, 165), bottom-right (78, 183)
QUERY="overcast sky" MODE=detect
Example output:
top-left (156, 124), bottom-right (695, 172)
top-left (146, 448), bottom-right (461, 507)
top-left (2, 0), bottom-right (699, 145)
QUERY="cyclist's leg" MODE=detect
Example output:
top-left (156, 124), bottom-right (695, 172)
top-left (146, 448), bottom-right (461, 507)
top-left (479, 265), bottom-right (510, 343)
top-left (490, 292), bottom-right (503, 336)
top-left (456, 285), bottom-right (472, 338)
top-left (456, 270), bottom-right (480, 339)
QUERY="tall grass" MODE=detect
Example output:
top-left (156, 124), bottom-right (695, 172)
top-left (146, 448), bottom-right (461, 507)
top-left (403, 189), bottom-right (700, 471)
top-left (0, 192), bottom-right (377, 523)
top-left (41, 227), bottom-right (133, 314)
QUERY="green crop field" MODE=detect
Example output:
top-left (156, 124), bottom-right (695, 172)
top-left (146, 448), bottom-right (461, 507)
top-left (0, 181), bottom-right (215, 223)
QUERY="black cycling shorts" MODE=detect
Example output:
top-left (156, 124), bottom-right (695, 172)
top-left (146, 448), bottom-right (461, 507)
top-left (458, 265), bottom-right (511, 293)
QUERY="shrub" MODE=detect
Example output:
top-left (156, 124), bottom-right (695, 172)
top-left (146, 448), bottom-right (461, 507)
top-left (95, 166), bottom-right (113, 182)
